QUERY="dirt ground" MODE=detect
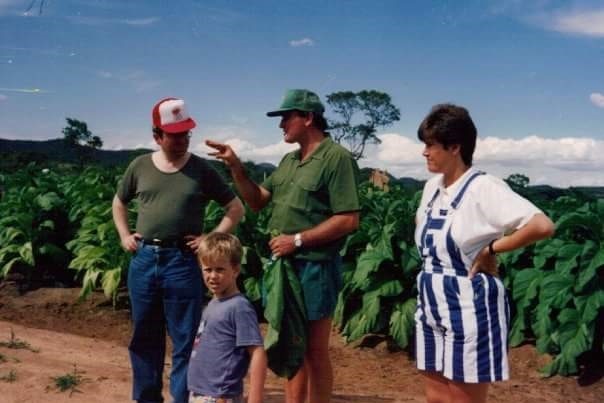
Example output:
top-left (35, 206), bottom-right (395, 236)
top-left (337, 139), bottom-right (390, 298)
top-left (0, 286), bottom-right (602, 403)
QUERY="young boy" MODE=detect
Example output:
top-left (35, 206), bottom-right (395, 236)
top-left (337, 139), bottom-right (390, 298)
top-left (187, 232), bottom-right (267, 403)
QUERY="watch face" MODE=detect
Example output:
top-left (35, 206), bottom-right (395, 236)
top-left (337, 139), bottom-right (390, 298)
top-left (294, 234), bottom-right (302, 247)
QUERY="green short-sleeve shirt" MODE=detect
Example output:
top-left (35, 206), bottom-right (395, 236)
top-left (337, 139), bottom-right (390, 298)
top-left (117, 153), bottom-right (235, 240)
top-left (262, 137), bottom-right (360, 260)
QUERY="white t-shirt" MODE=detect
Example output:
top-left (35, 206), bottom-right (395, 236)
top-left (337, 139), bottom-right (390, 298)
top-left (414, 168), bottom-right (543, 262)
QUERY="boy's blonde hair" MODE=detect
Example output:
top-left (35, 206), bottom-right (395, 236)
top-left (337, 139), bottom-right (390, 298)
top-left (198, 232), bottom-right (243, 266)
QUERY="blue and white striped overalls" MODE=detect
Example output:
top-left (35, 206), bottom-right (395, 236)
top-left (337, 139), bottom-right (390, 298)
top-left (415, 171), bottom-right (510, 383)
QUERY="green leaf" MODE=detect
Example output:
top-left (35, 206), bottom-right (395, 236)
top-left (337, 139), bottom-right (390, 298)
top-left (389, 298), bottom-right (416, 348)
top-left (574, 290), bottom-right (604, 324)
top-left (509, 310), bottom-right (527, 347)
top-left (0, 227), bottom-right (27, 244)
top-left (244, 277), bottom-right (261, 302)
top-left (344, 293), bottom-right (381, 341)
top-left (554, 244), bottom-right (582, 275)
top-left (18, 242), bottom-right (34, 266)
top-left (38, 219), bottom-right (55, 231)
top-left (1, 256), bottom-right (22, 277)
top-left (351, 247), bottom-right (391, 291)
top-left (101, 268), bottom-right (122, 299)
top-left (367, 279), bottom-right (403, 298)
top-left (575, 247), bottom-right (604, 293)
top-left (511, 269), bottom-right (542, 305)
top-left (533, 304), bottom-right (554, 354)
top-left (539, 273), bottom-right (573, 309)
top-left (36, 192), bottom-right (62, 211)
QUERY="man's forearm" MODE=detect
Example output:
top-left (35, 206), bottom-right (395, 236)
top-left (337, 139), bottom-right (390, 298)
top-left (229, 163), bottom-right (270, 212)
top-left (299, 211), bottom-right (360, 248)
top-left (111, 195), bottom-right (131, 238)
top-left (212, 197), bottom-right (245, 233)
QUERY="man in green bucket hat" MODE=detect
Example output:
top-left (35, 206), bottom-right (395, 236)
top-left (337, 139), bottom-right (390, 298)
top-left (206, 89), bottom-right (361, 403)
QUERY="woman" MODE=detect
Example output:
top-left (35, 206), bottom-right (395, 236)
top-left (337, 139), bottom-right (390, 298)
top-left (414, 104), bottom-right (554, 403)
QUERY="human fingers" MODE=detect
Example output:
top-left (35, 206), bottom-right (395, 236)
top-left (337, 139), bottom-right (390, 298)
top-left (468, 262), bottom-right (480, 279)
top-left (124, 238), bottom-right (138, 252)
top-left (482, 256), bottom-right (499, 277)
top-left (205, 140), bottom-right (226, 151)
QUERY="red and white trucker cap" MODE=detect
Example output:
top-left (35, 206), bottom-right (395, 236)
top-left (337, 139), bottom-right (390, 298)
top-left (152, 97), bottom-right (196, 134)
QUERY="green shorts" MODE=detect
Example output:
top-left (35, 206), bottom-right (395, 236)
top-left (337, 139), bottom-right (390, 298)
top-left (293, 256), bottom-right (343, 321)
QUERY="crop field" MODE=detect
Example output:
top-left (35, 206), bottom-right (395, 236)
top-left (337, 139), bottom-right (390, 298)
top-left (0, 163), bottom-right (602, 378)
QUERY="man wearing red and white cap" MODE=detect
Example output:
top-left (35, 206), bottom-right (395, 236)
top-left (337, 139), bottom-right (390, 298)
top-left (112, 97), bottom-right (245, 403)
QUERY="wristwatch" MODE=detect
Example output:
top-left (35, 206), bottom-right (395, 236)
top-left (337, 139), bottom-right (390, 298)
top-left (294, 233), bottom-right (303, 248)
top-left (488, 239), bottom-right (498, 255)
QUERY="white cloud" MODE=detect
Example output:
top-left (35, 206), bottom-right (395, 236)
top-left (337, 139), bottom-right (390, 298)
top-left (289, 38), bottom-right (315, 47)
top-left (94, 69), bottom-right (159, 93)
top-left (67, 16), bottom-right (160, 26)
top-left (549, 9), bottom-right (604, 37)
top-left (359, 133), bottom-right (604, 188)
top-left (194, 136), bottom-right (297, 165)
top-left (590, 92), bottom-right (604, 109)
top-left (123, 17), bottom-right (159, 26)
top-left (103, 129), bottom-right (604, 187)
top-left (0, 94), bottom-right (7, 101)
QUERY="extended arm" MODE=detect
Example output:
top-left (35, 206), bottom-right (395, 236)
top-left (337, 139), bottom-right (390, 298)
top-left (246, 345), bottom-right (267, 403)
top-left (470, 213), bottom-right (555, 278)
top-left (111, 194), bottom-right (140, 252)
top-left (205, 140), bottom-right (272, 211)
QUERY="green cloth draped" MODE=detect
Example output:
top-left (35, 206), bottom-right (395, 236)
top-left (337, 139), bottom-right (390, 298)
top-left (262, 257), bottom-right (308, 379)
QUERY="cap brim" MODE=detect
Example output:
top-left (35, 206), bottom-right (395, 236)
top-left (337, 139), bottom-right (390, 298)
top-left (161, 118), bottom-right (196, 134)
top-left (266, 108), bottom-right (295, 117)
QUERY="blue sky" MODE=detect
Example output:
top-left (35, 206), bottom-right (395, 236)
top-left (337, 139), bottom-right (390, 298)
top-left (1, 0), bottom-right (603, 187)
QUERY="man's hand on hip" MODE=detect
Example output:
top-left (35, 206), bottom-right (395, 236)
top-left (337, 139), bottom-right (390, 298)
top-left (184, 234), bottom-right (205, 254)
top-left (121, 233), bottom-right (141, 253)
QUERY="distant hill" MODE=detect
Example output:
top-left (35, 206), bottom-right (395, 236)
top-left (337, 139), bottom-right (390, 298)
top-left (0, 138), bottom-right (151, 167)
top-left (1, 138), bottom-right (602, 199)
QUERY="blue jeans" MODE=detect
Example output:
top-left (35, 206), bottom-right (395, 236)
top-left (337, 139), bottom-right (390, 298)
top-left (128, 242), bottom-right (204, 403)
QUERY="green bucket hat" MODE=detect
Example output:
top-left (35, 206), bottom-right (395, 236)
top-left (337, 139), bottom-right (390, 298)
top-left (266, 89), bottom-right (325, 117)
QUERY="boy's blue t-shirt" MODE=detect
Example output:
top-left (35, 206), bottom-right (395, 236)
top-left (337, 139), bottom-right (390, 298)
top-left (187, 293), bottom-right (263, 398)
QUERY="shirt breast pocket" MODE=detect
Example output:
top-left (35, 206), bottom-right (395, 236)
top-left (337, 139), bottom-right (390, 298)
top-left (293, 176), bottom-right (325, 211)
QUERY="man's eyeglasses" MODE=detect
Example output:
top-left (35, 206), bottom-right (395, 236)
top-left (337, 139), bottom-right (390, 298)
top-left (168, 131), bottom-right (192, 140)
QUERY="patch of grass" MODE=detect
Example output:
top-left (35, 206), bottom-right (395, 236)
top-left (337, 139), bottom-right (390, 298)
top-left (0, 352), bottom-right (6, 363)
top-left (0, 328), bottom-right (39, 353)
top-left (0, 370), bottom-right (17, 383)
top-left (48, 364), bottom-right (87, 396)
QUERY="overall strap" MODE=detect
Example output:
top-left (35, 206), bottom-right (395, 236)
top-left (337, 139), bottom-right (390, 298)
top-left (426, 188), bottom-right (441, 208)
top-left (450, 171), bottom-right (485, 209)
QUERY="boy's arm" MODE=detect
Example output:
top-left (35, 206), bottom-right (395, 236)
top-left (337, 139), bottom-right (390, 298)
top-left (246, 345), bottom-right (267, 403)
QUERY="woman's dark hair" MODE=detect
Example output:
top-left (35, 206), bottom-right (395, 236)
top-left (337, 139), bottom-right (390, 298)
top-left (417, 103), bottom-right (476, 166)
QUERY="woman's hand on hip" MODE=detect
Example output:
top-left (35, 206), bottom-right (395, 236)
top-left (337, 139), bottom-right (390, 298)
top-left (469, 246), bottom-right (498, 279)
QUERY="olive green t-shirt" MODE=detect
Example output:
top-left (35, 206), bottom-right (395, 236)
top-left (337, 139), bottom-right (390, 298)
top-left (117, 153), bottom-right (235, 240)
top-left (262, 137), bottom-right (360, 261)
